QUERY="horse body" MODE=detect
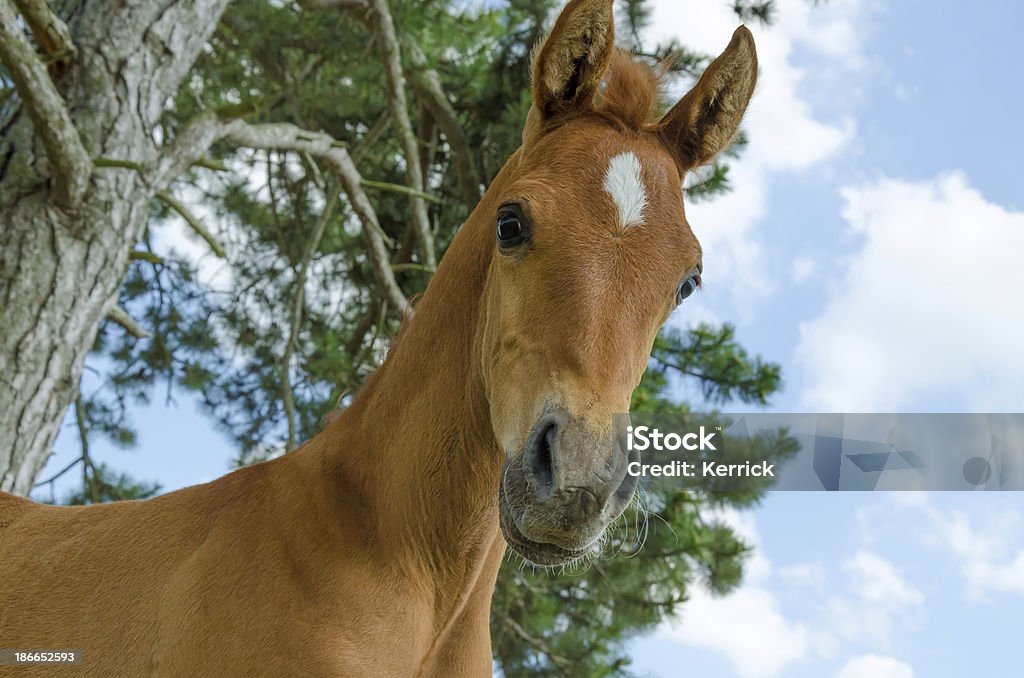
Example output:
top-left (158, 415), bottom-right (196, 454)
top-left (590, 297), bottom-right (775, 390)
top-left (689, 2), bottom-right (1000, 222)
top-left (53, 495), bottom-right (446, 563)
top-left (0, 402), bottom-right (504, 676)
top-left (0, 180), bottom-right (505, 675)
top-left (0, 1), bottom-right (758, 674)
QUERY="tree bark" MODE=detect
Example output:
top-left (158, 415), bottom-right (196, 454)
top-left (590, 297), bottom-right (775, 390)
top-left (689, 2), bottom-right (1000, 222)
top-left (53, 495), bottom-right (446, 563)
top-left (0, 0), bottom-right (232, 495)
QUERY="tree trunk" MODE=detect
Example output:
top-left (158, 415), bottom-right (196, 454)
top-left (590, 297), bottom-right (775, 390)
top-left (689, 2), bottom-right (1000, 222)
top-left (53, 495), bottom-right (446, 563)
top-left (0, 0), bottom-right (232, 495)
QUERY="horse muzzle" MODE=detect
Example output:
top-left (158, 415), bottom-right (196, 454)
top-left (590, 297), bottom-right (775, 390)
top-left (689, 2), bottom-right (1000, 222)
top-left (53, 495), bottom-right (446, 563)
top-left (498, 405), bottom-right (639, 566)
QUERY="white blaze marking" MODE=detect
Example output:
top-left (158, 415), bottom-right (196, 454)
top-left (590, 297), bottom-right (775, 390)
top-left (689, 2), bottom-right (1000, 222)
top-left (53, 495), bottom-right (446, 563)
top-left (603, 151), bottom-right (648, 229)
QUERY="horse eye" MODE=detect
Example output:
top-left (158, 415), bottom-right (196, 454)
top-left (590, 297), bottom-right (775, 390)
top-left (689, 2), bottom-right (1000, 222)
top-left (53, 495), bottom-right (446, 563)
top-left (675, 271), bottom-right (702, 305)
top-left (497, 205), bottom-right (530, 249)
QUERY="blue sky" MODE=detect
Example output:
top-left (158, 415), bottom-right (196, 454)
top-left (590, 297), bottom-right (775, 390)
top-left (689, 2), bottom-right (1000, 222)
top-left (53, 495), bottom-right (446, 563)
top-left (34, 1), bottom-right (1023, 676)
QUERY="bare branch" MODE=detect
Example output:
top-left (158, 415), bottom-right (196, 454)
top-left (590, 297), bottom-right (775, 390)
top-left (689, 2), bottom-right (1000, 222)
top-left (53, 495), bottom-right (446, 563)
top-left (390, 262), bottom-right (435, 274)
top-left (32, 455), bottom-right (82, 489)
top-left (145, 108), bottom-right (412, 314)
top-left (192, 157), bottom-right (228, 172)
top-left (361, 178), bottom-right (442, 204)
top-left (300, 0), bottom-right (480, 209)
top-left (417, 99), bottom-right (437, 187)
top-left (351, 111), bottom-right (391, 164)
top-left (73, 396), bottom-right (101, 505)
top-left (297, 0), bottom-right (368, 9)
top-left (500, 616), bottom-right (575, 678)
top-left (93, 157), bottom-right (146, 174)
top-left (345, 304), bottom-right (379, 358)
top-left (405, 39), bottom-right (482, 207)
top-left (130, 250), bottom-right (165, 265)
top-left (155, 191), bottom-right (227, 259)
top-left (12, 0), bottom-right (75, 63)
top-left (366, 0), bottom-right (436, 268)
top-left (151, 111), bottom-right (225, 189)
top-left (350, 299), bottom-right (389, 383)
top-left (220, 120), bottom-right (410, 315)
top-left (282, 188), bottom-right (337, 450)
top-left (0, 0), bottom-right (91, 207)
top-left (107, 305), bottom-right (149, 339)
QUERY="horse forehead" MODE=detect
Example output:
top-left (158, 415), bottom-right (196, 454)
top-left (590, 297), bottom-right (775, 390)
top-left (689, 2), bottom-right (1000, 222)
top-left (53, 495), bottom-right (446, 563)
top-left (603, 151), bottom-right (648, 230)
top-left (520, 127), bottom-right (683, 238)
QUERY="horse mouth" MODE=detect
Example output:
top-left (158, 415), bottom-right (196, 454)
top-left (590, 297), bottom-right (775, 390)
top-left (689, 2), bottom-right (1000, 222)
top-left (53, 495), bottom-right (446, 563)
top-left (498, 483), bottom-right (601, 567)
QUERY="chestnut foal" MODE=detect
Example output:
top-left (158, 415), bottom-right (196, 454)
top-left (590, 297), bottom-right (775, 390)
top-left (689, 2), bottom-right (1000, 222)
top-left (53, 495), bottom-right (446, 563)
top-left (0, 1), bottom-right (756, 674)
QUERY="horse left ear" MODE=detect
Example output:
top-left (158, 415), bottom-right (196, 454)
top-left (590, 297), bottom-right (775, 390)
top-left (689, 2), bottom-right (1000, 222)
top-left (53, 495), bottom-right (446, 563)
top-left (530, 0), bottom-right (615, 120)
top-left (658, 26), bottom-right (758, 170)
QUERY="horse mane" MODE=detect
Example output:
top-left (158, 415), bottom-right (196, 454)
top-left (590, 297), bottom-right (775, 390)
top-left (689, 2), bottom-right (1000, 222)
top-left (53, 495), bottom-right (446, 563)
top-left (593, 50), bottom-right (669, 132)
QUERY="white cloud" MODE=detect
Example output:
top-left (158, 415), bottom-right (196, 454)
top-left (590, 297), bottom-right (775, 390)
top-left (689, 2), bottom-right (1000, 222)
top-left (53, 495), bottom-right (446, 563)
top-left (646, 0), bottom-right (866, 318)
top-left (791, 257), bottom-right (819, 284)
top-left (663, 585), bottom-right (812, 678)
top-left (778, 561), bottom-right (828, 591)
top-left (927, 505), bottom-right (1024, 600)
top-left (797, 172), bottom-right (1024, 411)
top-left (653, 496), bottom-right (1020, 676)
top-left (845, 550), bottom-right (924, 608)
top-left (836, 654), bottom-right (914, 678)
top-left (855, 494), bottom-right (1024, 601)
top-left (659, 508), bottom-right (811, 677)
top-left (657, 509), bottom-right (926, 676)
top-left (827, 551), bottom-right (924, 647)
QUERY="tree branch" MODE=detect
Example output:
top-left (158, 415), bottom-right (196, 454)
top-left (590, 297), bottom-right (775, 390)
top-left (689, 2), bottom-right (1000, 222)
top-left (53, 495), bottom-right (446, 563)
top-left (93, 157), bottom-right (146, 174)
top-left (220, 120), bottom-right (409, 315)
top-left (351, 110), bottom-right (391, 164)
top-left (417, 98), bottom-right (437, 188)
top-left (146, 111), bottom-right (411, 314)
top-left (151, 111), bottom-right (226, 189)
top-left (349, 299), bottom-right (389, 382)
top-left (301, 0), bottom-right (480, 209)
top-left (192, 157), bottom-right (228, 172)
top-left (366, 0), bottom-right (436, 268)
top-left (12, 0), bottom-right (75, 63)
top-left (107, 304), bottom-right (149, 340)
top-left (345, 303), bottom-right (379, 358)
top-left (155, 191), bottom-right (227, 259)
top-left (297, 0), bottom-right (368, 9)
top-left (500, 616), bottom-right (575, 678)
top-left (130, 250), bottom-right (165, 265)
top-left (0, 0), bottom-right (91, 207)
top-left (73, 396), bottom-right (101, 505)
top-left (405, 39), bottom-right (482, 207)
top-left (282, 188), bottom-right (337, 450)
top-left (32, 455), bottom-right (82, 489)
top-left (361, 178), bottom-right (442, 204)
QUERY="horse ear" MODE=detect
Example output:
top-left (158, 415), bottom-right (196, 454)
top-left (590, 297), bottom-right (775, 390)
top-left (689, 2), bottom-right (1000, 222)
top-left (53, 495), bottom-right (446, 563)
top-left (658, 26), bottom-right (758, 170)
top-left (530, 0), bottom-right (615, 120)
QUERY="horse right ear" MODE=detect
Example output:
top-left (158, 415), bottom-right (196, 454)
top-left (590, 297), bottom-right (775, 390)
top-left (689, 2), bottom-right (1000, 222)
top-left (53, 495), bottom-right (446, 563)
top-left (658, 26), bottom-right (758, 171)
top-left (529, 0), bottom-right (615, 121)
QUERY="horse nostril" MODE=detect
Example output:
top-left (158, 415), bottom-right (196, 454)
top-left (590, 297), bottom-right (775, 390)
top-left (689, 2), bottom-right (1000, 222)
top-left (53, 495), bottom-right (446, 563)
top-left (531, 421), bottom-right (556, 492)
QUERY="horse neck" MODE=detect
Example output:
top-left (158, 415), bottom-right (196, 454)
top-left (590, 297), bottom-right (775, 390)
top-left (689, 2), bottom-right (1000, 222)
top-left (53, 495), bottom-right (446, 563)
top-left (314, 184), bottom-right (505, 578)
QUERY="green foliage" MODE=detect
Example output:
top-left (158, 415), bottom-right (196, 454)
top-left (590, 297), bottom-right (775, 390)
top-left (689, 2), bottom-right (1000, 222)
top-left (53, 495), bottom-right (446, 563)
top-left (651, 324), bottom-right (783, 406)
top-left (732, 0), bottom-right (778, 25)
top-left (65, 0), bottom-right (790, 673)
